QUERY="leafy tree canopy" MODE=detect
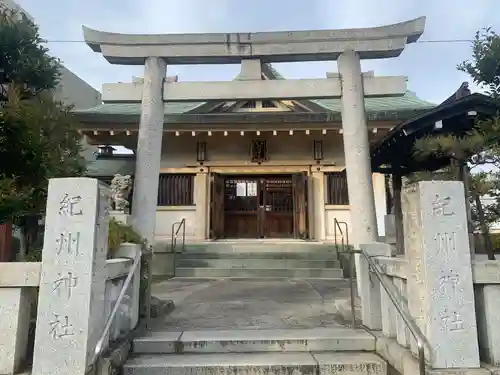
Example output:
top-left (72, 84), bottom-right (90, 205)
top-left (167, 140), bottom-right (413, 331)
top-left (0, 10), bottom-right (60, 96)
top-left (0, 9), bottom-right (85, 250)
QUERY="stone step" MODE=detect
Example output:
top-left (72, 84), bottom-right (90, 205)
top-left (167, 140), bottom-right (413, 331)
top-left (124, 352), bottom-right (387, 375)
top-left (180, 243), bottom-right (338, 254)
top-left (174, 267), bottom-right (344, 278)
top-left (133, 328), bottom-right (375, 354)
top-left (176, 251), bottom-right (338, 260)
top-left (176, 258), bottom-right (341, 269)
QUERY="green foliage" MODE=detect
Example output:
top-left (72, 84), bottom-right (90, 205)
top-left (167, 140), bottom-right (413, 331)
top-left (458, 28), bottom-right (500, 101)
top-left (0, 9), bottom-right (60, 96)
top-left (24, 246), bottom-right (42, 262)
top-left (0, 177), bottom-right (33, 221)
top-left (0, 90), bottom-right (86, 223)
top-left (490, 233), bottom-right (500, 250)
top-left (474, 232), bottom-right (500, 252)
top-left (107, 218), bottom-right (145, 256)
top-left (414, 130), bottom-right (486, 162)
top-left (405, 169), bottom-right (454, 185)
top-left (0, 9), bottom-right (86, 258)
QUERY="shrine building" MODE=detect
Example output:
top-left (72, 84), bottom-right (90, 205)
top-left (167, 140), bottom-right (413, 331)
top-left (74, 69), bottom-right (434, 247)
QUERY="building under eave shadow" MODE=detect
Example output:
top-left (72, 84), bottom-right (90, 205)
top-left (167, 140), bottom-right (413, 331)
top-left (73, 64), bottom-right (435, 245)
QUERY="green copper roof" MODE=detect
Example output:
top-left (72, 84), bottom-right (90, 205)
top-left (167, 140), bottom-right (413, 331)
top-left (74, 101), bottom-right (203, 115)
top-left (313, 91), bottom-right (435, 113)
top-left (74, 91), bottom-right (435, 116)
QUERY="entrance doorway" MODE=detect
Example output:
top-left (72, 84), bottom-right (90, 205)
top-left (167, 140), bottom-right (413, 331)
top-left (210, 173), bottom-right (308, 239)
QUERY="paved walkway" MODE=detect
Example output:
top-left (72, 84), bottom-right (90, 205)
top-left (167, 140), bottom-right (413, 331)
top-left (150, 278), bottom-right (360, 331)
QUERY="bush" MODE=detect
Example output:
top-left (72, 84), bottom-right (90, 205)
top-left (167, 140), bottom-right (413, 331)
top-left (106, 218), bottom-right (152, 318)
top-left (474, 232), bottom-right (500, 253)
top-left (490, 233), bottom-right (500, 251)
top-left (107, 218), bottom-right (145, 257)
top-left (24, 246), bottom-right (42, 262)
top-left (19, 218), bottom-right (145, 261)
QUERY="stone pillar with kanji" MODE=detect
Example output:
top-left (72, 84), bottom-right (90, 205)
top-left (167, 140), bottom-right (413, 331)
top-left (32, 178), bottom-right (110, 375)
top-left (403, 181), bottom-right (480, 369)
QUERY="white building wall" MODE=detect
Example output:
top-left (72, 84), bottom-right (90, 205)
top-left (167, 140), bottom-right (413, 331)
top-left (54, 66), bottom-right (102, 110)
top-left (149, 132), bottom-right (387, 247)
top-left (0, 0), bottom-right (34, 20)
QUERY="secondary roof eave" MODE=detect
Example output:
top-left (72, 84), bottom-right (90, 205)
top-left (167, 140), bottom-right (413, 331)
top-left (73, 108), bottom-right (432, 127)
top-left (371, 92), bottom-right (499, 174)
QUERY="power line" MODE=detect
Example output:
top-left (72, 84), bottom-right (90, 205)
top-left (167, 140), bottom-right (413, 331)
top-left (417, 39), bottom-right (473, 43)
top-left (40, 38), bottom-right (475, 44)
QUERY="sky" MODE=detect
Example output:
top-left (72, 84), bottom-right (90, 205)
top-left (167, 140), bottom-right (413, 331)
top-left (14, 0), bottom-right (500, 104)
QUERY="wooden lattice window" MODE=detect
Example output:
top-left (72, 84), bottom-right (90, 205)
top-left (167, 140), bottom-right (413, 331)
top-left (250, 139), bottom-right (267, 162)
top-left (157, 174), bottom-right (194, 206)
top-left (326, 171), bottom-right (349, 205)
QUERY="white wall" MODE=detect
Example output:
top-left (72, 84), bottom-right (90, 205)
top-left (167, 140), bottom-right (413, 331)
top-left (154, 207), bottom-right (197, 248)
top-left (325, 173), bottom-right (387, 242)
top-left (159, 132), bottom-right (346, 168)
top-left (0, 0), bottom-right (34, 20)
top-left (54, 66), bottom-right (102, 110)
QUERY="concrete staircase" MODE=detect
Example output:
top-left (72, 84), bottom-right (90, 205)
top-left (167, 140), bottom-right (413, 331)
top-left (125, 327), bottom-right (387, 374)
top-left (174, 242), bottom-right (344, 279)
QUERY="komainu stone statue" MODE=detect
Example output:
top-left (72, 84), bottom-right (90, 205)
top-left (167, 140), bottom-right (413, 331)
top-left (110, 174), bottom-right (133, 212)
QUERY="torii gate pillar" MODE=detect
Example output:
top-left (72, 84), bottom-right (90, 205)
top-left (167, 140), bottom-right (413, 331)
top-left (338, 50), bottom-right (379, 247)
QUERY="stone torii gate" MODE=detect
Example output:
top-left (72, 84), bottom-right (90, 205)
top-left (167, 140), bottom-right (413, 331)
top-left (82, 17), bottom-right (426, 250)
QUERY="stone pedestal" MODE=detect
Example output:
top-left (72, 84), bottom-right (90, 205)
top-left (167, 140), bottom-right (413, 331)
top-left (475, 284), bottom-right (500, 366)
top-left (32, 178), bottom-right (111, 375)
top-left (393, 277), bottom-right (411, 348)
top-left (114, 243), bottom-right (141, 331)
top-left (384, 214), bottom-right (396, 246)
top-left (359, 242), bottom-right (392, 330)
top-left (311, 171), bottom-right (326, 241)
top-left (194, 172), bottom-right (208, 240)
top-left (338, 49), bottom-right (378, 248)
top-left (403, 181), bottom-right (480, 369)
top-left (131, 57), bottom-right (167, 245)
top-left (0, 288), bottom-right (32, 374)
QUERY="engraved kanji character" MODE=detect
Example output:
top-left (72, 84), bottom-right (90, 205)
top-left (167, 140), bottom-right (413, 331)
top-left (432, 194), bottom-right (454, 217)
top-left (59, 193), bottom-right (83, 216)
top-left (49, 314), bottom-right (75, 339)
top-left (52, 272), bottom-right (78, 298)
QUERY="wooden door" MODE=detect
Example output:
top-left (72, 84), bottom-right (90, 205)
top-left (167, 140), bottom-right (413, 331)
top-left (210, 173), bottom-right (225, 239)
top-left (223, 177), bottom-right (260, 238)
top-left (262, 177), bottom-right (294, 238)
top-left (292, 173), bottom-right (309, 239)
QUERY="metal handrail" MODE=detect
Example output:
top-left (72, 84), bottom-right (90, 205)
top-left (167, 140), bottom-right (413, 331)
top-left (171, 219), bottom-right (186, 278)
top-left (333, 218), bottom-right (356, 328)
top-left (171, 218), bottom-right (186, 254)
top-left (333, 218), bottom-right (430, 374)
top-left (88, 250), bottom-right (142, 372)
top-left (354, 248), bottom-right (431, 375)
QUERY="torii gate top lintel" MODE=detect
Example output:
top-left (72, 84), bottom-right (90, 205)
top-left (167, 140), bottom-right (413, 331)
top-left (82, 16), bottom-right (425, 65)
